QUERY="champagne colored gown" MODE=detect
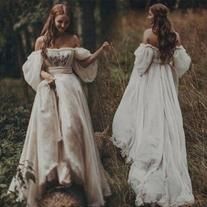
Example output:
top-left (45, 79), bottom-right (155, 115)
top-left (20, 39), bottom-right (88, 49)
top-left (112, 43), bottom-right (194, 207)
top-left (8, 47), bottom-right (111, 207)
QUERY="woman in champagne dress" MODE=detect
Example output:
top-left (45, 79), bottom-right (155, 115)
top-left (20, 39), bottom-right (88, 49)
top-left (112, 3), bottom-right (194, 207)
top-left (8, 3), bottom-right (111, 207)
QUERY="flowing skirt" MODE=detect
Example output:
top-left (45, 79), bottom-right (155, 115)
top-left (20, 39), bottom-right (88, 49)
top-left (8, 73), bottom-right (111, 207)
top-left (112, 63), bottom-right (194, 207)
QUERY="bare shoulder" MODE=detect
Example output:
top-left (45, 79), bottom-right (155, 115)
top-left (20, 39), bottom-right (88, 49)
top-left (143, 28), bottom-right (153, 44)
top-left (35, 36), bottom-right (45, 51)
top-left (144, 28), bottom-right (152, 34)
top-left (65, 34), bottom-right (80, 47)
top-left (174, 32), bottom-right (181, 46)
top-left (71, 34), bottom-right (80, 47)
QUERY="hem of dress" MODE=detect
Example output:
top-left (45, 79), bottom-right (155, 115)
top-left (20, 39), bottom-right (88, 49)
top-left (135, 197), bottom-right (195, 207)
top-left (111, 136), bottom-right (195, 207)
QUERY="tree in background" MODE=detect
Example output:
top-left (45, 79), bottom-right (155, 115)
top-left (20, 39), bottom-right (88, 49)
top-left (79, 0), bottom-right (96, 51)
top-left (99, 0), bottom-right (117, 42)
top-left (1, 0), bottom-right (207, 78)
top-left (129, 0), bottom-right (177, 9)
top-left (0, 0), bottom-right (51, 78)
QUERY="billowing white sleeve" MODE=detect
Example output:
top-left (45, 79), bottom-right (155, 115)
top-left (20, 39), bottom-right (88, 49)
top-left (22, 51), bottom-right (43, 91)
top-left (173, 45), bottom-right (191, 78)
top-left (134, 44), bottom-right (154, 76)
top-left (73, 47), bottom-right (97, 82)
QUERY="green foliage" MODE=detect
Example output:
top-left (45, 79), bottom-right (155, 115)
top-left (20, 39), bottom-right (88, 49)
top-left (0, 0), bottom-right (53, 77)
top-left (0, 185), bottom-right (26, 207)
top-left (0, 6), bottom-right (207, 207)
top-left (0, 80), bottom-right (33, 206)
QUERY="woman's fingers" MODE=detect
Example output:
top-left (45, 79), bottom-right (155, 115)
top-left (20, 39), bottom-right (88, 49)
top-left (47, 78), bottom-right (56, 89)
top-left (102, 41), bottom-right (112, 51)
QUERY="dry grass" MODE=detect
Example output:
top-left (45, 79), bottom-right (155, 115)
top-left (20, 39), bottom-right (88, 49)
top-left (0, 9), bottom-right (207, 207)
top-left (93, 9), bottom-right (207, 207)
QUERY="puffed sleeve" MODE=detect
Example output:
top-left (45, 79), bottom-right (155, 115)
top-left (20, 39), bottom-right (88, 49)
top-left (134, 44), bottom-right (154, 76)
top-left (173, 45), bottom-right (191, 78)
top-left (22, 51), bottom-right (43, 91)
top-left (73, 47), bottom-right (97, 82)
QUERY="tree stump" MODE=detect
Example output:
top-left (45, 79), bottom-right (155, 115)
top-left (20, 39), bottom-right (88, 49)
top-left (39, 184), bottom-right (87, 207)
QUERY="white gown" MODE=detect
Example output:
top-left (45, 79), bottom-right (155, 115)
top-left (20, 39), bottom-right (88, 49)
top-left (8, 47), bottom-right (111, 207)
top-left (112, 44), bottom-right (194, 207)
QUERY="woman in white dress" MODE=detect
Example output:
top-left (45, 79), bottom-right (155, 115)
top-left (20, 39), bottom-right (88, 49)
top-left (112, 3), bottom-right (194, 207)
top-left (8, 3), bottom-right (111, 207)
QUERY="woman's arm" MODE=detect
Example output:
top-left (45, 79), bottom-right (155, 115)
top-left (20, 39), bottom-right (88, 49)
top-left (40, 70), bottom-right (55, 83)
top-left (79, 42), bottom-right (111, 67)
top-left (35, 37), bottom-right (55, 83)
top-left (175, 32), bottom-right (181, 46)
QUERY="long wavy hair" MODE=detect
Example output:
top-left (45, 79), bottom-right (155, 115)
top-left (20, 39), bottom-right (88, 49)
top-left (40, 3), bottom-right (73, 60)
top-left (150, 3), bottom-right (177, 63)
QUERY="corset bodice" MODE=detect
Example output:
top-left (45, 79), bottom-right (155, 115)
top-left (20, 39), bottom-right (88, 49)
top-left (44, 48), bottom-right (75, 73)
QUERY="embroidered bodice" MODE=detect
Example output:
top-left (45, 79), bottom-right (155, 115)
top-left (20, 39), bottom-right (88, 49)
top-left (22, 47), bottom-right (98, 91)
top-left (44, 48), bottom-right (75, 69)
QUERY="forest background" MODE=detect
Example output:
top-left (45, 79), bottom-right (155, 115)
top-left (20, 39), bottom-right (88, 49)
top-left (0, 0), bottom-right (207, 206)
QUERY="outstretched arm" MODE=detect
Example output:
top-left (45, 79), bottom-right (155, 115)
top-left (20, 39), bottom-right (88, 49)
top-left (79, 42), bottom-right (111, 67)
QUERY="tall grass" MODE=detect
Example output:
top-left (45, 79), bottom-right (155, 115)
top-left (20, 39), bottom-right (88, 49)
top-left (0, 9), bottom-right (207, 207)
top-left (95, 9), bottom-right (207, 207)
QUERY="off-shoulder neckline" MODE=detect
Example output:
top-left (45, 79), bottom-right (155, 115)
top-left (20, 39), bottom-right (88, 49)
top-left (140, 43), bottom-right (184, 50)
top-left (30, 47), bottom-right (77, 55)
top-left (140, 43), bottom-right (159, 50)
top-left (47, 47), bottom-right (76, 50)
top-left (33, 47), bottom-right (77, 52)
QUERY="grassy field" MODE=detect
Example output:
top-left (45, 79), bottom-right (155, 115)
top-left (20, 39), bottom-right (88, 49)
top-left (0, 9), bottom-right (207, 207)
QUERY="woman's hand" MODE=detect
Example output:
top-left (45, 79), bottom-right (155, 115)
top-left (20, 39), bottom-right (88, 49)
top-left (46, 76), bottom-right (55, 83)
top-left (78, 41), bottom-right (112, 67)
top-left (101, 41), bottom-right (112, 51)
top-left (41, 70), bottom-right (56, 89)
top-left (47, 76), bottom-right (56, 89)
